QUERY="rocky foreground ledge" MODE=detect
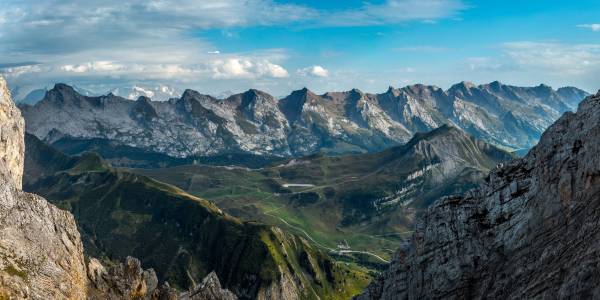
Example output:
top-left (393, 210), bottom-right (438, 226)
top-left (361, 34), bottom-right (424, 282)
top-left (357, 91), bottom-right (600, 299)
top-left (0, 76), bottom-right (236, 299)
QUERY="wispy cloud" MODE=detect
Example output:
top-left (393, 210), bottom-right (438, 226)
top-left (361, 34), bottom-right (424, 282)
top-left (502, 41), bottom-right (600, 75)
top-left (577, 24), bottom-right (600, 32)
top-left (297, 66), bottom-right (329, 78)
top-left (394, 46), bottom-right (448, 53)
top-left (319, 0), bottom-right (466, 27)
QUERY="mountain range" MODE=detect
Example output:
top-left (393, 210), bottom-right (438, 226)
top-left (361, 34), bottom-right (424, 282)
top-left (19, 82), bottom-right (588, 164)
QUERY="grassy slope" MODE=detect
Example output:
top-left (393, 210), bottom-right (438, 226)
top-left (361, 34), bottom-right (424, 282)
top-left (24, 134), bottom-right (370, 299)
top-left (133, 126), bottom-right (514, 267)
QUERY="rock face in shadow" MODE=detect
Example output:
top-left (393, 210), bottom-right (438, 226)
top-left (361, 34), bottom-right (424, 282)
top-left (357, 91), bottom-right (600, 299)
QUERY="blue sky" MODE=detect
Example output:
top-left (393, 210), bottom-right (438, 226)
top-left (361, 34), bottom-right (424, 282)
top-left (1, 0), bottom-right (599, 98)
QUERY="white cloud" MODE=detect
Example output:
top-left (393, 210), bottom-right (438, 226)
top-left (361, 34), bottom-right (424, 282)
top-left (0, 64), bottom-right (42, 78)
top-left (502, 41), bottom-right (600, 75)
top-left (211, 59), bottom-right (289, 79)
top-left (466, 57), bottom-right (504, 71)
top-left (61, 61), bottom-right (123, 73)
top-left (298, 65), bottom-right (329, 77)
top-left (577, 24), bottom-right (600, 32)
top-left (322, 0), bottom-right (466, 26)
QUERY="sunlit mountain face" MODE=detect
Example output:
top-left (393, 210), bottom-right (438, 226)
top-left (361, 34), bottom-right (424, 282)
top-left (1, 1), bottom-right (600, 299)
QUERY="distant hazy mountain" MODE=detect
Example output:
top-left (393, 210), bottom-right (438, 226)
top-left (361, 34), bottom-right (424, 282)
top-left (20, 82), bottom-right (588, 160)
top-left (11, 84), bottom-right (95, 104)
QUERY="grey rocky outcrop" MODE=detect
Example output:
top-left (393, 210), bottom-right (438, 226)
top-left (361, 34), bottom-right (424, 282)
top-left (87, 256), bottom-right (237, 300)
top-left (357, 91), bottom-right (600, 299)
top-left (179, 272), bottom-right (237, 300)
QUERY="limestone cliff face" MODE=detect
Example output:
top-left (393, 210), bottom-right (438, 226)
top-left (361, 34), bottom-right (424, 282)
top-left (358, 91), bottom-right (600, 299)
top-left (0, 182), bottom-right (88, 299)
top-left (0, 77), bottom-right (24, 188)
top-left (0, 76), bottom-right (88, 298)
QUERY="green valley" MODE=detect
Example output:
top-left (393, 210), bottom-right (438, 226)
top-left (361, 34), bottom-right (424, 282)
top-left (23, 134), bottom-right (370, 299)
top-left (132, 125), bottom-right (514, 266)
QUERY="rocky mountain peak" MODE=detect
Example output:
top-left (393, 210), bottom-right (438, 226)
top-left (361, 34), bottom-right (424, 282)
top-left (406, 124), bottom-right (469, 149)
top-left (52, 82), bottom-right (76, 93)
top-left (462, 80), bottom-right (476, 88)
top-left (293, 87), bottom-right (315, 98)
top-left (350, 88), bottom-right (363, 95)
top-left (181, 88), bottom-right (200, 100)
top-left (531, 82), bottom-right (554, 95)
top-left (131, 95), bottom-right (158, 122)
top-left (385, 86), bottom-right (399, 97)
top-left (41, 83), bottom-right (87, 107)
top-left (556, 86), bottom-right (590, 109)
top-left (240, 88), bottom-right (275, 105)
top-left (400, 84), bottom-right (444, 102)
top-left (486, 80), bottom-right (504, 90)
top-left (347, 88), bottom-right (365, 103)
top-left (448, 81), bottom-right (476, 93)
top-left (136, 95), bottom-right (152, 103)
top-left (278, 87), bottom-right (318, 121)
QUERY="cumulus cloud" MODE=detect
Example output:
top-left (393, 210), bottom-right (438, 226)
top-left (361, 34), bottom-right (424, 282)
top-left (211, 59), bottom-right (289, 79)
top-left (577, 24), bottom-right (600, 32)
top-left (297, 66), bottom-right (329, 77)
